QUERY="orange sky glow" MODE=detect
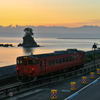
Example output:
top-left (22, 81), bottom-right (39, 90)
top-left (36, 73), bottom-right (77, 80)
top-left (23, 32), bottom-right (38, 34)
top-left (0, 0), bottom-right (100, 27)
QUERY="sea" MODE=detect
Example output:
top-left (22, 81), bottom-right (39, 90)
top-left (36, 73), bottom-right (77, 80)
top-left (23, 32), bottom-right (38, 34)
top-left (0, 37), bottom-right (100, 67)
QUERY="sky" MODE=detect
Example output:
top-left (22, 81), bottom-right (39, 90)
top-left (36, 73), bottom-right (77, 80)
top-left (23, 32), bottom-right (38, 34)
top-left (0, 0), bottom-right (100, 27)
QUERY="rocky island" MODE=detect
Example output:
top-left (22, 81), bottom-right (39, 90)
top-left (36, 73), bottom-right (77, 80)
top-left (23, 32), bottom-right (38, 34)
top-left (18, 28), bottom-right (40, 47)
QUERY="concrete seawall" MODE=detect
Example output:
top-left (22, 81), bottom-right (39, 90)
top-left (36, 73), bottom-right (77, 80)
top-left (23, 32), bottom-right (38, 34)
top-left (0, 64), bottom-right (16, 79)
top-left (0, 49), bottom-right (100, 79)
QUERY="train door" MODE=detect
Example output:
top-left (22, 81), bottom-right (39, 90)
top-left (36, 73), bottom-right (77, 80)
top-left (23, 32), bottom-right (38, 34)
top-left (80, 52), bottom-right (85, 65)
top-left (40, 60), bottom-right (46, 75)
top-left (22, 60), bottom-right (29, 75)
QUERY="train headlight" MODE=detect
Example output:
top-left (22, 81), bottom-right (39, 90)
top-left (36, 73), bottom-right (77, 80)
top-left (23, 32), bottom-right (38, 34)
top-left (32, 68), bottom-right (34, 71)
top-left (32, 68), bottom-right (34, 74)
top-left (17, 68), bottom-right (19, 70)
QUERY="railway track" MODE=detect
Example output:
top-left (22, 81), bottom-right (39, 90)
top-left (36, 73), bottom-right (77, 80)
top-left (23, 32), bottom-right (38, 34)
top-left (0, 60), bottom-right (100, 100)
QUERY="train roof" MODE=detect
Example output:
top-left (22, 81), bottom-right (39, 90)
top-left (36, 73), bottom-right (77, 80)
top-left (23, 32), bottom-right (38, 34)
top-left (17, 49), bottom-right (84, 59)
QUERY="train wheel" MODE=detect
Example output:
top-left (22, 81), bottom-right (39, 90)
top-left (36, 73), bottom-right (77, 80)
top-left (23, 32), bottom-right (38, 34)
top-left (65, 68), bottom-right (69, 72)
top-left (17, 76), bottom-right (22, 81)
top-left (34, 77), bottom-right (37, 80)
top-left (21, 77), bottom-right (25, 82)
top-left (73, 66), bottom-right (76, 70)
top-left (75, 66), bottom-right (78, 70)
top-left (81, 64), bottom-right (84, 68)
top-left (63, 69), bottom-right (66, 73)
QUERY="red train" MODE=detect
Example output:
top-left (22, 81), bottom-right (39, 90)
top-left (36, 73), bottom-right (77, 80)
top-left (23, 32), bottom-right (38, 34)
top-left (16, 49), bottom-right (85, 80)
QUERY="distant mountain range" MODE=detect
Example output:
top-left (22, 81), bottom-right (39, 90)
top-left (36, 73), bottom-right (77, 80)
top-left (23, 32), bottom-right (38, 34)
top-left (0, 25), bottom-right (100, 38)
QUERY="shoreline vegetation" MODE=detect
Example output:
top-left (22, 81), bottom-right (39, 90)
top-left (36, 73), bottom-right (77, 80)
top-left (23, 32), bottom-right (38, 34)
top-left (86, 53), bottom-right (100, 63)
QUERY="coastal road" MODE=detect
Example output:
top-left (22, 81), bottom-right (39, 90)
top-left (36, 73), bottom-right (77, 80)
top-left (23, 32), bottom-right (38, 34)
top-left (65, 77), bottom-right (100, 100)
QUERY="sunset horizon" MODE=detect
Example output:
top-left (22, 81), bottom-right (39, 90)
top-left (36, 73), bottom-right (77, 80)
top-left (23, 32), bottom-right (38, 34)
top-left (0, 0), bottom-right (100, 28)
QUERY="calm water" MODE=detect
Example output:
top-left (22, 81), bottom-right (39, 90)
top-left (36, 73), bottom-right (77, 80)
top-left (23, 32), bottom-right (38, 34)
top-left (0, 37), bottom-right (100, 67)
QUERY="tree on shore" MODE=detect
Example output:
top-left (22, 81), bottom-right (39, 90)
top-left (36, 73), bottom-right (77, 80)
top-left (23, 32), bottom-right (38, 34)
top-left (24, 28), bottom-right (34, 36)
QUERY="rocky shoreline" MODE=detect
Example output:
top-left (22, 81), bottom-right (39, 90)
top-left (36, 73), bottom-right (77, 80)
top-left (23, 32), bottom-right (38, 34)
top-left (0, 43), bottom-right (40, 47)
top-left (0, 44), bottom-right (13, 47)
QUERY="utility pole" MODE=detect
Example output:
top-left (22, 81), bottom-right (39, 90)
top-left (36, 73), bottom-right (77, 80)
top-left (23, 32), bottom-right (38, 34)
top-left (92, 43), bottom-right (97, 65)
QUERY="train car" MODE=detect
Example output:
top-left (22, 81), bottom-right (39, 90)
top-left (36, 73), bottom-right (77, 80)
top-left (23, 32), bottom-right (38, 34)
top-left (16, 49), bottom-right (85, 80)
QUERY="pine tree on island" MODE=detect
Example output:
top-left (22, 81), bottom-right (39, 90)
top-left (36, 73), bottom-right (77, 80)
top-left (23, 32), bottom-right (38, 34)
top-left (24, 28), bottom-right (34, 36)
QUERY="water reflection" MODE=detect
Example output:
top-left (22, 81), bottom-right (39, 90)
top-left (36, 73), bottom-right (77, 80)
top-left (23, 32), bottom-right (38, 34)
top-left (23, 47), bottom-right (34, 55)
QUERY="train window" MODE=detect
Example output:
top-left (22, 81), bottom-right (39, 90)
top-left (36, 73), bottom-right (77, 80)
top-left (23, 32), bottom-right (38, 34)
top-left (17, 60), bottom-right (19, 64)
top-left (55, 59), bottom-right (58, 65)
top-left (72, 56), bottom-right (74, 61)
top-left (17, 60), bottom-right (22, 65)
top-left (20, 60), bottom-right (22, 64)
top-left (80, 55), bottom-right (82, 59)
top-left (69, 56), bottom-right (72, 61)
top-left (59, 58), bottom-right (62, 64)
top-left (66, 57), bottom-right (68, 62)
top-left (74, 56), bottom-right (77, 60)
top-left (24, 61), bottom-right (27, 66)
top-left (43, 61), bottom-right (45, 67)
top-left (49, 60), bottom-right (51, 66)
top-left (63, 58), bottom-right (65, 63)
top-left (40, 61), bottom-right (42, 67)
top-left (37, 60), bottom-right (39, 64)
top-left (51, 60), bottom-right (54, 66)
top-left (33, 60), bottom-right (36, 65)
top-left (71, 57), bottom-right (73, 61)
top-left (28, 60), bottom-right (33, 65)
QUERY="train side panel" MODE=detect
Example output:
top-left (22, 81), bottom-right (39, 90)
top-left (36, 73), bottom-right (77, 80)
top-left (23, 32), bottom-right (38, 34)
top-left (41, 52), bottom-right (85, 75)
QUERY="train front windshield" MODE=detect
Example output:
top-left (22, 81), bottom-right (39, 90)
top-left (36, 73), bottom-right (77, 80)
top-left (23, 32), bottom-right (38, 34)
top-left (17, 59), bottom-right (22, 65)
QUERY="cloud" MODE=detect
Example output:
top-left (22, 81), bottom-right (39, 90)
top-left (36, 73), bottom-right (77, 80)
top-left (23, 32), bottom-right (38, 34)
top-left (0, 25), bottom-right (100, 38)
